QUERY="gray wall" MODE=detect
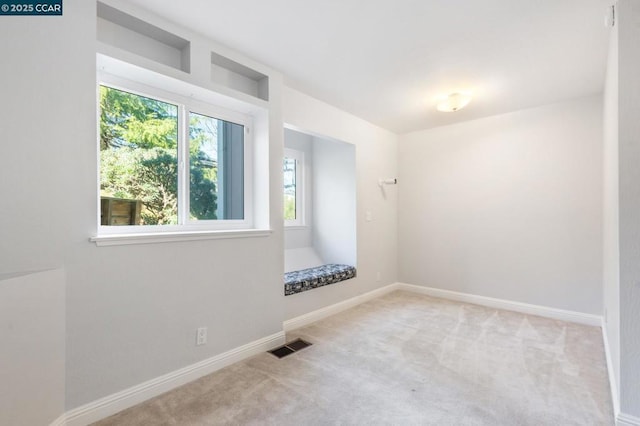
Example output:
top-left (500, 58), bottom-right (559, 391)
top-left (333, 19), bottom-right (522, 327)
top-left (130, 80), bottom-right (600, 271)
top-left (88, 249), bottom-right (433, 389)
top-left (0, 0), bottom-right (286, 412)
top-left (0, 0), bottom-right (95, 420)
top-left (312, 136), bottom-right (357, 267)
top-left (602, 1), bottom-right (640, 419)
top-left (0, 2), bottom-right (95, 276)
top-left (283, 87), bottom-right (398, 320)
top-left (0, 270), bottom-right (65, 426)
top-left (65, 1), bottom-right (286, 409)
top-left (617, 0), bottom-right (640, 418)
top-left (5, 0), bottom-right (626, 421)
top-left (602, 0), bottom-right (620, 407)
top-left (398, 96), bottom-right (603, 315)
top-left (0, 1), bottom-right (399, 417)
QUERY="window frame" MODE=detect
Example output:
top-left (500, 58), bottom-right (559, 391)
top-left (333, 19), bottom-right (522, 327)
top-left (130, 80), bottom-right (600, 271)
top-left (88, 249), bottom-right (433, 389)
top-left (97, 72), bottom-right (253, 235)
top-left (283, 148), bottom-right (305, 227)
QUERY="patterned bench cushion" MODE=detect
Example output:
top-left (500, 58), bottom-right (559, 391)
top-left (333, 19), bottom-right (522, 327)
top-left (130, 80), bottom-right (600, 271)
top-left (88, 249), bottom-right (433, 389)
top-left (284, 264), bottom-right (357, 296)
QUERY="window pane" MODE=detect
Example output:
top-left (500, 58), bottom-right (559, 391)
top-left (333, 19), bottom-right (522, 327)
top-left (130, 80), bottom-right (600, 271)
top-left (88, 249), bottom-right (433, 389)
top-left (189, 112), bottom-right (244, 220)
top-left (283, 157), bottom-right (296, 221)
top-left (99, 86), bottom-right (178, 226)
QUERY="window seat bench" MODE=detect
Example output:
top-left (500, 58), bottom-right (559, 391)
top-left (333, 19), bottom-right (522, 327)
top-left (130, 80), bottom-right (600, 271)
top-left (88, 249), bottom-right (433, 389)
top-left (284, 264), bottom-right (357, 296)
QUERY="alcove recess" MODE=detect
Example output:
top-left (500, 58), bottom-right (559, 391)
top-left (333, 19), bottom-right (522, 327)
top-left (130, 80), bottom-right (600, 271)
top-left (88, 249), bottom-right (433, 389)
top-left (210, 52), bottom-right (269, 101)
top-left (97, 2), bottom-right (191, 73)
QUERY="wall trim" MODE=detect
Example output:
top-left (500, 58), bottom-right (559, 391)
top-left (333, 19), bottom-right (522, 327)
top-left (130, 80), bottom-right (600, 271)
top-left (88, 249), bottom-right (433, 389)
top-left (59, 283), bottom-right (610, 425)
top-left (397, 283), bottom-right (602, 326)
top-left (284, 282), bottom-right (603, 332)
top-left (49, 414), bottom-right (66, 426)
top-left (601, 320), bottom-right (639, 426)
top-left (63, 331), bottom-right (285, 426)
top-left (617, 413), bottom-right (640, 426)
top-left (602, 319), bottom-right (620, 420)
top-left (283, 283), bottom-right (400, 331)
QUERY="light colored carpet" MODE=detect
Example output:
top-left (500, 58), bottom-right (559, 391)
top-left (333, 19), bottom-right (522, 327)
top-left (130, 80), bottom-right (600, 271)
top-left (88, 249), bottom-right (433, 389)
top-left (94, 291), bottom-right (613, 425)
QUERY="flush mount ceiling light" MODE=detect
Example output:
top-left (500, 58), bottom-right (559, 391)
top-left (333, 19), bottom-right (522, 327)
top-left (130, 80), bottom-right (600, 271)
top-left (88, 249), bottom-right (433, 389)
top-left (436, 92), bottom-right (472, 112)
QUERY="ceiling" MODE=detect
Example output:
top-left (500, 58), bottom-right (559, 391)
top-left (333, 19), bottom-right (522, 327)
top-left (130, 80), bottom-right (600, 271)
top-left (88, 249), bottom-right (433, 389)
top-left (124, 0), bottom-right (611, 134)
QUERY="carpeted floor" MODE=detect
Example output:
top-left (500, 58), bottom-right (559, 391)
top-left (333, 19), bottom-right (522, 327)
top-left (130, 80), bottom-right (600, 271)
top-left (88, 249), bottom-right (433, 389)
top-left (94, 291), bottom-right (614, 425)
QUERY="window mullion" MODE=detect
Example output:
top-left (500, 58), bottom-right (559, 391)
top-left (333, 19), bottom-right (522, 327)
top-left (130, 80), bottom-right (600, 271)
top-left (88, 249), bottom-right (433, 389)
top-left (178, 105), bottom-right (189, 225)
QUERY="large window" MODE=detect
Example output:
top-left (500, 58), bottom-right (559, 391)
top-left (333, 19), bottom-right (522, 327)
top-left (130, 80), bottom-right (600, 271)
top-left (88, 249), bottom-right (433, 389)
top-left (98, 77), bottom-right (251, 233)
top-left (283, 148), bottom-right (304, 226)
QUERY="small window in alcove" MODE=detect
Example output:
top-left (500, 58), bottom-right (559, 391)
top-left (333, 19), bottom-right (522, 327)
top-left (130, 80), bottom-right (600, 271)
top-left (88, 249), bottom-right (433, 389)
top-left (283, 148), bottom-right (304, 227)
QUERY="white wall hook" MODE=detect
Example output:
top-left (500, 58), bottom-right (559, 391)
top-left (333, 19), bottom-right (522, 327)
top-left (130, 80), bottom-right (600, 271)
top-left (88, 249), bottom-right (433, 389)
top-left (378, 178), bottom-right (397, 188)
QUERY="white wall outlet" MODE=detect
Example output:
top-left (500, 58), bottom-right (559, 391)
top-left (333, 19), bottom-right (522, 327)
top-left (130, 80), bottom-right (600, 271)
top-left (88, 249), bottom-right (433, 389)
top-left (365, 210), bottom-right (373, 222)
top-left (196, 327), bottom-right (207, 346)
top-left (376, 271), bottom-right (381, 281)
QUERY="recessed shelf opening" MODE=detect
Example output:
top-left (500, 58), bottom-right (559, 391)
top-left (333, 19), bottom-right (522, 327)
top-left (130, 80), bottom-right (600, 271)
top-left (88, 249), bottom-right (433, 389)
top-left (210, 52), bottom-right (269, 101)
top-left (97, 2), bottom-right (190, 73)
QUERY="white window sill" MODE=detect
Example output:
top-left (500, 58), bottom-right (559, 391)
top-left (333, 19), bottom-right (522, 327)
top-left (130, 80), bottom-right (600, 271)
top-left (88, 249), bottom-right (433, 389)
top-left (284, 225), bottom-right (308, 230)
top-left (90, 229), bottom-right (272, 247)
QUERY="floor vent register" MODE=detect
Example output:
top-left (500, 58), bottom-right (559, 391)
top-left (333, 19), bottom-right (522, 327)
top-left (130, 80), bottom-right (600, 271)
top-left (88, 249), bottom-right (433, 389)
top-left (268, 338), bottom-right (313, 358)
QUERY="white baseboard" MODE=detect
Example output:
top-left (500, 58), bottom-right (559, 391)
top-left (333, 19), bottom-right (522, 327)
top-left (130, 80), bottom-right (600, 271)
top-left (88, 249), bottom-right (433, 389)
top-left (602, 320), bottom-right (620, 420)
top-left (284, 282), bottom-right (602, 331)
top-left (58, 283), bottom-right (610, 425)
top-left (283, 283), bottom-right (400, 332)
top-left (397, 283), bottom-right (602, 326)
top-left (396, 285), bottom-right (636, 425)
top-left (63, 331), bottom-right (285, 426)
top-left (618, 413), bottom-right (640, 426)
top-left (601, 321), bottom-right (639, 426)
top-left (49, 414), bottom-right (66, 426)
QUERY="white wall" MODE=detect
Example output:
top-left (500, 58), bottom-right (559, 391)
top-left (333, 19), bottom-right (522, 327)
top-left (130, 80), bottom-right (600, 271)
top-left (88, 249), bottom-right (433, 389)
top-left (602, 3), bottom-right (620, 411)
top-left (0, 270), bottom-right (66, 426)
top-left (1, 0), bottom-right (286, 415)
top-left (0, 0), bottom-right (394, 416)
top-left (4, 0), bottom-right (624, 421)
top-left (283, 87), bottom-right (398, 319)
top-left (398, 96), bottom-right (603, 315)
top-left (617, 0), bottom-right (640, 418)
top-left (0, 3), bottom-right (95, 277)
top-left (0, 1), bottom-right (95, 421)
top-left (312, 136), bottom-right (357, 266)
top-left (64, 0), bottom-right (286, 410)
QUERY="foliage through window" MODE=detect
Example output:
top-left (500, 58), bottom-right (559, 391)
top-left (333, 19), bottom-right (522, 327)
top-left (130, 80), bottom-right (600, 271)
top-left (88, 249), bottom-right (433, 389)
top-left (283, 157), bottom-right (296, 221)
top-left (283, 148), bottom-right (303, 226)
top-left (99, 83), bottom-right (247, 229)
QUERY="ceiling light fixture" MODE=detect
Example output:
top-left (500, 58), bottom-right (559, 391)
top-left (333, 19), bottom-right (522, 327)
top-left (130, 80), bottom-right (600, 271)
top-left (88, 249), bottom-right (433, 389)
top-left (436, 92), bottom-right (472, 112)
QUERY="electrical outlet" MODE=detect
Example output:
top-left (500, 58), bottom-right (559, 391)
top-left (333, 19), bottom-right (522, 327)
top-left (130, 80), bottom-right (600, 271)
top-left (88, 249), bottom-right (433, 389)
top-left (376, 271), bottom-right (381, 281)
top-left (196, 327), bottom-right (207, 346)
